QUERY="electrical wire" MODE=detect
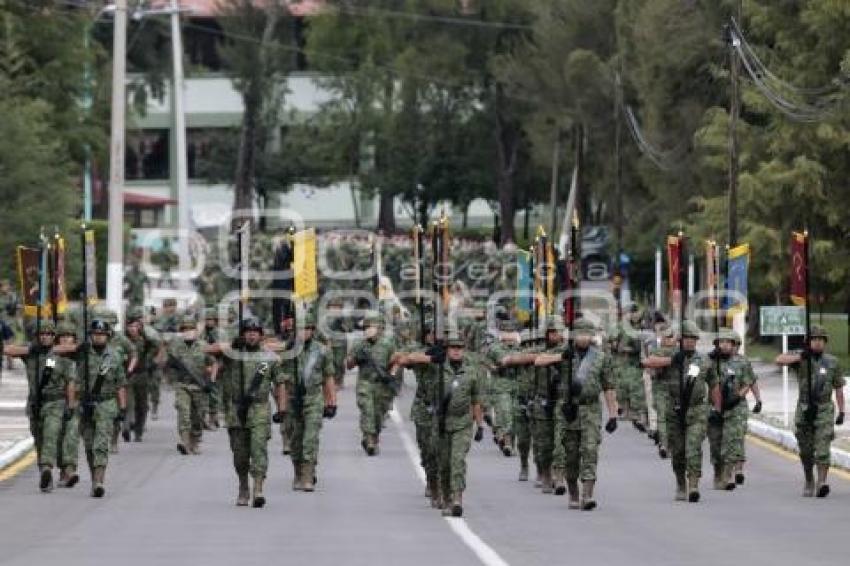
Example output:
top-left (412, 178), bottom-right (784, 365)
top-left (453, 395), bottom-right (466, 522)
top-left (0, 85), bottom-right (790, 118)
top-left (622, 105), bottom-right (682, 172)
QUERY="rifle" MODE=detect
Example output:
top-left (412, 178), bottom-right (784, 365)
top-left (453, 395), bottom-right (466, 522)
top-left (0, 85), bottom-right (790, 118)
top-left (432, 216), bottom-right (448, 436)
top-left (30, 234), bottom-right (47, 439)
top-left (562, 214), bottom-right (579, 423)
top-left (238, 358), bottom-right (272, 424)
top-left (413, 225), bottom-right (425, 343)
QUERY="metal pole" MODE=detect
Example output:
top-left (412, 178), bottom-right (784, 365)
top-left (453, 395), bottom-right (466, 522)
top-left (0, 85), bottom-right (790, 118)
top-left (548, 130), bottom-right (561, 238)
top-left (171, 0), bottom-right (192, 291)
top-left (106, 0), bottom-right (127, 328)
top-left (782, 333), bottom-right (789, 427)
top-left (728, 1), bottom-right (743, 247)
top-left (655, 246), bottom-right (662, 311)
top-left (688, 253), bottom-right (695, 299)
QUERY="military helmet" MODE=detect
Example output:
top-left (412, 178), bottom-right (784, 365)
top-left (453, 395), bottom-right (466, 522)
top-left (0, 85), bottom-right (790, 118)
top-left (126, 306), bottom-right (145, 323)
top-left (656, 322), bottom-right (674, 339)
top-left (497, 318), bottom-right (518, 332)
top-left (90, 319), bottom-right (110, 334)
top-left (809, 325), bottom-right (829, 341)
top-left (36, 319), bottom-right (56, 334)
top-left (545, 316), bottom-right (564, 332)
top-left (716, 327), bottom-right (741, 344)
top-left (363, 312), bottom-right (383, 328)
top-left (178, 315), bottom-right (197, 330)
top-left (240, 317), bottom-right (264, 334)
top-left (679, 320), bottom-right (701, 339)
top-left (203, 307), bottom-right (218, 320)
top-left (162, 298), bottom-right (177, 308)
top-left (302, 312), bottom-right (318, 328)
top-left (446, 335), bottom-right (466, 348)
top-left (56, 321), bottom-right (77, 337)
top-left (572, 318), bottom-right (597, 338)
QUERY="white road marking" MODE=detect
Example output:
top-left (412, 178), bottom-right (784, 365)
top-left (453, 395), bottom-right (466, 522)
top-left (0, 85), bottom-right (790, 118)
top-left (390, 406), bottom-right (511, 566)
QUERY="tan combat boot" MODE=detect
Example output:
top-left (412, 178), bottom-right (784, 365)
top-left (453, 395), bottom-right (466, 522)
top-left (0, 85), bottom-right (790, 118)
top-left (675, 471), bottom-right (687, 501)
top-left (581, 480), bottom-right (596, 511)
top-left (236, 474), bottom-right (250, 506)
top-left (687, 472), bottom-right (700, 503)
top-left (802, 462), bottom-right (815, 497)
top-left (723, 465), bottom-right (736, 491)
top-left (292, 460), bottom-right (303, 491)
top-left (451, 493), bottom-right (463, 517)
top-left (541, 467), bottom-right (553, 494)
top-left (39, 465), bottom-right (53, 493)
top-left (713, 464), bottom-right (723, 490)
top-left (92, 466), bottom-right (105, 498)
top-left (816, 464), bottom-right (831, 498)
top-left (63, 465), bottom-right (79, 489)
top-left (252, 476), bottom-right (265, 508)
top-left (518, 458), bottom-right (529, 482)
top-left (302, 463), bottom-right (316, 492)
top-left (281, 431), bottom-right (291, 456)
top-left (534, 464), bottom-right (543, 488)
top-left (553, 469), bottom-right (566, 496)
top-left (189, 435), bottom-right (202, 455)
top-left (567, 479), bottom-right (580, 509)
top-left (177, 432), bottom-right (190, 455)
top-left (501, 434), bottom-right (513, 457)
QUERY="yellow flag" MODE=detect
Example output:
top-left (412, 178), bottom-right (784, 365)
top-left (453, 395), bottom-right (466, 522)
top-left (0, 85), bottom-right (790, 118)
top-left (293, 228), bottom-right (318, 300)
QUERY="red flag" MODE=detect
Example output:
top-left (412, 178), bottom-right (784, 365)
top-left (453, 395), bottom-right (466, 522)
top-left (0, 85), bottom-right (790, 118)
top-left (667, 235), bottom-right (681, 297)
top-left (790, 231), bottom-right (807, 307)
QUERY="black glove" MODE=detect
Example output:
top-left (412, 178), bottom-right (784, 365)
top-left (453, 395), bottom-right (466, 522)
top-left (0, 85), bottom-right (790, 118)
top-left (272, 410), bottom-right (287, 423)
top-left (836, 412), bottom-right (845, 426)
top-left (708, 409), bottom-right (723, 426)
top-left (231, 337), bottom-right (246, 350)
top-left (708, 348), bottom-right (720, 361)
top-left (474, 426), bottom-right (484, 442)
top-left (799, 348), bottom-right (812, 361)
top-left (561, 402), bottom-right (578, 422)
top-left (115, 408), bottom-right (127, 423)
top-left (722, 395), bottom-right (741, 412)
top-left (483, 413), bottom-right (494, 428)
top-left (752, 400), bottom-right (762, 414)
top-left (569, 380), bottom-right (583, 398)
top-left (426, 345), bottom-right (446, 365)
top-left (671, 350), bottom-right (687, 368)
top-left (605, 418), bottom-right (617, 434)
top-left (203, 382), bottom-right (214, 394)
top-left (323, 405), bottom-right (338, 419)
top-left (63, 405), bottom-right (74, 421)
top-left (560, 346), bottom-right (575, 361)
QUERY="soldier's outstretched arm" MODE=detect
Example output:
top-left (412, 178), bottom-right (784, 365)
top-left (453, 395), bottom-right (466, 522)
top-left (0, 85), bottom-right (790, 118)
top-left (3, 344), bottom-right (31, 357)
top-left (642, 355), bottom-right (672, 369)
top-left (501, 352), bottom-right (536, 367)
top-left (710, 384), bottom-right (722, 412)
top-left (534, 353), bottom-right (561, 367)
top-left (775, 352), bottom-right (800, 366)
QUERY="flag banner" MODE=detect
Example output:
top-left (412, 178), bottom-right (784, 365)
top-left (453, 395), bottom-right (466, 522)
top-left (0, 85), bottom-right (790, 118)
top-left (53, 236), bottom-right (68, 315)
top-left (790, 231), bottom-right (807, 307)
top-left (726, 243), bottom-right (750, 316)
top-left (83, 229), bottom-right (98, 305)
top-left (17, 246), bottom-right (43, 317)
top-left (294, 228), bottom-right (318, 301)
top-left (271, 233), bottom-right (294, 323)
top-left (666, 235), bottom-right (681, 297)
top-left (516, 250), bottom-right (532, 322)
top-left (705, 241), bottom-right (720, 312)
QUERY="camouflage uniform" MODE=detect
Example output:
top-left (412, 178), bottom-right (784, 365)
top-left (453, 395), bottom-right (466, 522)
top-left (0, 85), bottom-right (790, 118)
top-left (124, 264), bottom-right (148, 308)
top-left (202, 310), bottom-right (228, 428)
top-left (323, 306), bottom-right (351, 388)
top-left (407, 335), bottom-right (440, 502)
top-left (124, 308), bottom-right (161, 442)
top-left (351, 318), bottom-right (397, 454)
top-left (484, 331), bottom-right (519, 454)
top-left (513, 341), bottom-right (537, 482)
top-left (530, 327), bottom-right (564, 490)
top-left (166, 318), bottom-right (214, 455)
top-left (611, 323), bottom-right (648, 428)
top-left (105, 314), bottom-right (137, 453)
top-left (150, 301), bottom-right (179, 416)
top-left (647, 325), bottom-right (675, 458)
top-left (55, 322), bottom-right (82, 484)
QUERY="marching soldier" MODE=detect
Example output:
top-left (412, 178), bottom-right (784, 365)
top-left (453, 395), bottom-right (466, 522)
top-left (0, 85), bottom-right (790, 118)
top-left (324, 297), bottom-right (351, 389)
top-left (611, 305), bottom-right (648, 431)
top-left (536, 318), bottom-right (619, 510)
top-left (55, 321), bottom-right (82, 487)
top-left (276, 312), bottom-right (296, 455)
top-left (98, 307), bottom-right (137, 453)
top-left (483, 319), bottom-right (522, 456)
top-left (644, 320), bottom-right (709, 503)
top-left (150, 298), bottom-right (179, 419)
top-left (346, 312), bottom-right (399, 456)
top-left (5, 320), bottom-right (77, 493)
top-left (530, 317), bottom-right (565, 492)
top-left (219, 317), bottom-right (286, 507)
top-left (123, 306), bottom-right (162, 442)
top-left (202, 307), bottom-right (226, 429)
top-left (706, 328), bottom-right (755, 490)
top-left (646, 321), bottom-right (676, 459)
top-left (279, 312), bottom-right (337, 492)
top-left (165, 315), bottom-right (216, 455)
top-left (776, 324), bottom-right (845, 498)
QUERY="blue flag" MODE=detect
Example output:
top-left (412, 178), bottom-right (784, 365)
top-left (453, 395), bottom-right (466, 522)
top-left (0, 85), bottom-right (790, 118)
top-left (517, 251), bottom-right (532, 319)
top-left (725, 243), bottom-right (749, 315)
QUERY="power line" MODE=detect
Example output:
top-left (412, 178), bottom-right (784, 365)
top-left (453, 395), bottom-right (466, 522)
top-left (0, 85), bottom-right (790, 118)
top-left (330, 4), bottom-right (533, 31)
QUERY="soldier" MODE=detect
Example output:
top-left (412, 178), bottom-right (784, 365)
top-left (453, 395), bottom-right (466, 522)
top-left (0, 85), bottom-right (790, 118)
top-left (647, 322), bottom-right (676, 459)
top-left (644, 320), bottom-right (710, 503)
top-left (77, 319), bottom-right (127, 497)
top-left (276, 313), bottom-right (296, 455)
top-left (124, 259), bottom-right (149, 309)
top-left (529, 317), bottom-right (565, 492)
top-left (536, 318), bottom-right (618, 510)
top-left (202, 307), bottom-right (226, 429)
top-left (483, 320), bottom-right (522, 456)
top-left (403, 335), bottom-right (485, 517)
top-left (776, 324), bottom-right (845, 498)
top-left (280, 312), bottom-right (337, 492)
top-left (219, 317), bottom-right (286, 507)
top-left (706, 328), bottom-right (755, 490)
top-left (611, 305), bottom-right (648, 431)
top-left (55, 321), bottom-right (82, 487)
top-left (346, 312), bottom-right (399, 456)
top-left (99, 308), bottom-right (137, 452)
top-left (5, 320), bottom-right (77, 493)
top-left (124, 307), bottom-right (162, 442)
top-left (323, 298), bottom-right (350, 389)
top-left (165, 315), bottom-right (216, 455)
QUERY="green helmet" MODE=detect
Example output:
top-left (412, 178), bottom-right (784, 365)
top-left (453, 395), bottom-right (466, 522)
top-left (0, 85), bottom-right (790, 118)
top-left (90, 319), bottom-right (111, 334)
top-left (126, 306), bottom-right (145, 322)
top-left (572, 318), bottom-right (597, 338)
top-left (363, 312), bottom-right (383, 328)
top-left (656, 322), bottom-right (674, 338)
top-left (36, 319), bottom-right (56, 334)
top-left (679, 320), bottom-right (701, 339)
top-left (302, 312), bottom-right (318, 328)
top-left (240, 317), bottom-right (264, 334)
top-left (809, 325), bottom-right (829, 341)
top-left (717, 327), bottom-right (741, 344)
top-left (102, 309), bottom-right (118, 326)
top-left (545, 316), bottom-right (564, 332)
top-left (56, 321), bottom-right (77, 337)
top-left (178, 315), bottom-right (197, 330)
top-left (203, 307), bottom-right (218, 321)
top-left (446, 335), bottom-right (466, 348)
top-left (498, 319), bottom-right (518, 332)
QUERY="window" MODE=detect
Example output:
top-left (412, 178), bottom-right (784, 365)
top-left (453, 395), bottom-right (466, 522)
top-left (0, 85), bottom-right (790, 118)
top-left (126, 129), bottom-right (169, 181)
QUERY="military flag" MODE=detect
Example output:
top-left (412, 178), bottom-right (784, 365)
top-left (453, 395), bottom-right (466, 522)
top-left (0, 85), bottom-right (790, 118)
top-left (293, 228), bottom-right (318, 301)
top-left (790, 231), bottom-right (808, 307)
top-left (667, 235), bottom-right (682, 310)
top-left (725, 243), bottom-right (750, 317)
top-left (516, 250), bottom-right (532, 322)
top-left (271, 229), bottom-right (294, 323)
top-left (16, 245), bottom-right (44, 318)
top-left (83, 228), bottom-right (98, 304)
top-left (705, 240), bottom-right (721, 312)
top-left (51, 234), bottom-right (69, 317)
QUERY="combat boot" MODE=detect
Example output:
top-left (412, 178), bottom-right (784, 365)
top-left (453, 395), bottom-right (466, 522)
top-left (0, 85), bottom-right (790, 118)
top-left (364, 435), bottom-right (377, 456)
top-left (252, 476), bottom-right (265, 508)
top-left (302, 463), bottom-right (316, 492)
top-left (723, 465), bottom-right (736, 491)
top-left (712, 464), bottom-right (724, 490)
top-left (541, 468), bottom-right (553, 494)
top-left (91, 466), bottom-right (105, 498)
top-left (553, 470), bottom-right (566, 496)
top-left (63, 465), bottom-right (79, 489)
top-left (567, 480), bottom-right (580, 509)
top-left (39, 466), bottom-right (53, 493)
top-left (177, 432), bottom-right (190, 455)
top-left (292, 460), bottom-right (303, 491)
top-left (281, 432), bottom-right (291, 455)
top-left (121, 427), bottom-right (131, 442)
top-left (534, 464), bottom-right (543, 488)
top-left (675, 471), bottom-right (687, 501)
top-left (451, 493), bottom-right (463, 517)
top-left (189, 435), bottom-right (202, 455)
top-left (580, 480), bottom-right (596, 511)
top-left (518, 458), bottom-right (529, 482)
top-left (429, 484), bottom-right (442, 509)
top-left (501, 434), bottom-right (513, 457)
top-left (687, 473), bottom-right (700, 503)
top-left (236, 474), bottom-right (250, 506)
top-left (816, 464), bottom-right (831, 498)
top-left (658, 445), bottom-right (668, 459)
top-left (802, 463), bottom-right (815, 497)
top-left (151, 403), bottom-right (159, 421)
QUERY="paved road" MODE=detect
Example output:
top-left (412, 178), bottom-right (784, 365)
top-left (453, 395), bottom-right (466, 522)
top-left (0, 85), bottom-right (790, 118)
top-left (1, 371), bottom-right (848, 566)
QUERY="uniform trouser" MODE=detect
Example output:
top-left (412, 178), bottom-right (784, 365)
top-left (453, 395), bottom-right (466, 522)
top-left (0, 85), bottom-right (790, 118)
top-left (32, 401), bottom-right (65, 467)
top-left (438, 425), bottom-right (473, 497)
top-left (532, 414), bottom-right (555, 469)
top-left (652, 384), bottom-right (670, 447)
top-left (492, 380), bottom-right (513, 437)
top-left (514, 404), bottom-right (532, 458)
top-left (555, 403), bottom-right (602, 481)
top-left (412, 403), bottom-right (437, 478)
top-left (356, 379), bottom-right (391, 438)
top-left (667, 407), bottom-right (707, 476)
top-left (616, 365), bottom-right (647, 416)
top-left (148, 368), bottom-right (162, 408)
top-left (208, 380), bottom-right (221, 416)
top-left (124, 375), bottom-right (148, 437)
top-left (707, 407), bottom-right (747, 467)
top-left (228, 409), bottom-right (271, 478)
top-left (59, 411), bottom-right (79, 468)
top-left (80, 399), bottom-right (118, 469)
top-left (795, 405), bottom-right (835, 466)
top-left (332, 345), bottom-right (346, 386)
top-left (290, 395), bottom-right (324, 466)
top-left (174, 385), bottom-right (205, 440)
top-left (279, 411), bottom-right (294, 445)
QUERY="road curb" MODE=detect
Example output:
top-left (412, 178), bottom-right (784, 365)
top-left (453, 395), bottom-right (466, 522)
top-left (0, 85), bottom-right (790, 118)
top-left (0, 437), bottom-right (34, 472)
top-left (748, 419), bottom-right (850, 471)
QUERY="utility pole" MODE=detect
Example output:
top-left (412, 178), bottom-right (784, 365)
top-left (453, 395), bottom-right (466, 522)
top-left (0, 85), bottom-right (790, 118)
top-left (106, 0), bottom-right (127, 328)
top-left (727, 0), bottom-right (743, 247)
top-left (170, 0), bottom-right (192, 291)
top-left (548, 128), bottom-right (562, 237)
top-left (614, 68), bottom-right (624, 314)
